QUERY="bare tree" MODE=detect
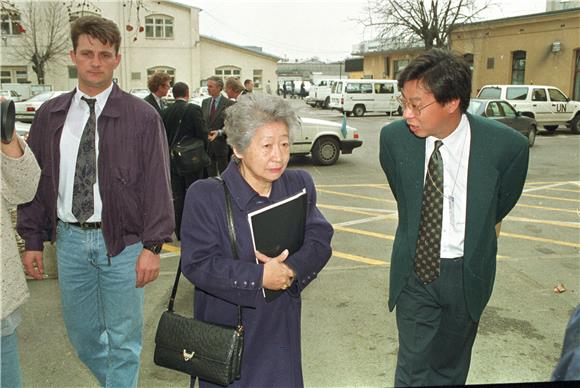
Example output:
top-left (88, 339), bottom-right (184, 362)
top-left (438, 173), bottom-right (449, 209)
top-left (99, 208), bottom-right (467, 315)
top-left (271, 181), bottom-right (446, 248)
top-left (10, 1), bottom-right (70, 84)
top-left (358, 0), bottom-right (491, 50)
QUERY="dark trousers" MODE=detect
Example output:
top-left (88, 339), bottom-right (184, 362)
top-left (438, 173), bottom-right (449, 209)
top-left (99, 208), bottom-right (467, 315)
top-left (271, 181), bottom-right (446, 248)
top-left (171, 170), bottom-right (201, 240)
top-left (395, 258), bottom-right (479, 387)
top-left (207, 155), bottom-right (228, 177)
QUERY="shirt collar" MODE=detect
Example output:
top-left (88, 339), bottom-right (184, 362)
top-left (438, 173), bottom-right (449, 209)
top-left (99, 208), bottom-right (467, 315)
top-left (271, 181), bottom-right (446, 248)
top-left (221, 160), bottom-right (284, 210)
top-left (74, 83), bottom-right (113, 113)
top-left (426, 113), bottom-right (469, 151)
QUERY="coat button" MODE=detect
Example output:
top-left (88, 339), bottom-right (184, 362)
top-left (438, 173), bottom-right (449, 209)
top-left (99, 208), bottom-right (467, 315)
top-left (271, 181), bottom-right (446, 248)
top-left (251, 281), bottom-right (255, 287)
top-left (233, 280), bottom-right (238, 286)
top-left (243, 281), bottom-right (248, 287)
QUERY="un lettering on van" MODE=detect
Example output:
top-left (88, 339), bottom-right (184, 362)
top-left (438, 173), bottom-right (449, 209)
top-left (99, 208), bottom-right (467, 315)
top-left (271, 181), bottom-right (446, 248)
top-left (556, 104), bottom-right (567, 113)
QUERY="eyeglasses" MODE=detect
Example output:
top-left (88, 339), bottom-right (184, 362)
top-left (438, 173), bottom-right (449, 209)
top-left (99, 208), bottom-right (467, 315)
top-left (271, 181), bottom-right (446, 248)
top-left (396, 96), bottom-right (437, 116)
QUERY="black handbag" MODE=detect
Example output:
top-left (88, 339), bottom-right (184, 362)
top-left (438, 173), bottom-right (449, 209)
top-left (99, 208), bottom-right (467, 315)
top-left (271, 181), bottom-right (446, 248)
top-left (169, 105), bottom-right (210, 176)
top-left (154, 178), bottom-right (243, 386)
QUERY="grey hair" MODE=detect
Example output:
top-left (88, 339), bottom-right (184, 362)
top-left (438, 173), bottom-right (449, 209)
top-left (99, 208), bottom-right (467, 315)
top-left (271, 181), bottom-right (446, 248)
top-left (207, 76), bottom-right (224, 90)
top-left (224, 93), bottom-right (299, 153)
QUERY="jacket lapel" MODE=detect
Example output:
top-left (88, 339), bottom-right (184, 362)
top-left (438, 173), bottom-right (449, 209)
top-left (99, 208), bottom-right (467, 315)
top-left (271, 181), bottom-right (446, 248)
top-left (402, 134), bottom-right (426, 257)
top-left (464, 114), bottom-right (499, 261)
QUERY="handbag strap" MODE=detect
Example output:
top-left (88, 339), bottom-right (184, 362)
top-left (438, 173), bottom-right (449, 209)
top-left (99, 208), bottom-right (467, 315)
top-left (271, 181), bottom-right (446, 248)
top-left (167, 176), bottom-right (243, 328)
top-left (169, 102), bottom-right (189, 149)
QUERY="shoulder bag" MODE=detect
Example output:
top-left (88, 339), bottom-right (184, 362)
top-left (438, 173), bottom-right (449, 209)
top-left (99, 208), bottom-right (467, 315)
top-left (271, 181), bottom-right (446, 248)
top-left (154, 178), bottom-right (243, 386)
top-left (169, 104), bottom-right (210, 176)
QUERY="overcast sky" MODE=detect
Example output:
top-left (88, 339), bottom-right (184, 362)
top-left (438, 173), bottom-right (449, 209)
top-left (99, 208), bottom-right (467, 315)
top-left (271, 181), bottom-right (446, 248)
top-left (180, 0), bottom-right (548, 61)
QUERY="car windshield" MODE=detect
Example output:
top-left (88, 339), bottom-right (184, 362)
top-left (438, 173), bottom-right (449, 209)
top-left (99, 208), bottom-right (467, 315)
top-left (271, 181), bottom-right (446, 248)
top-left (467, 100), bottom-right (485, 115)
top-left (25, 92), bottom-right (54, 102)
top-left (478, 87), bottom-right (501, 99)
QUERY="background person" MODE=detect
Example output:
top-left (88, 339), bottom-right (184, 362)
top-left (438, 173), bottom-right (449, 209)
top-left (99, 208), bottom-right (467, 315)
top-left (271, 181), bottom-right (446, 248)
top-left (180, 93), bottom-right (333, 387)
top-left (1, 102), bottom-right (41, 388)
top-left (243, 79), bottom-right (253, 93)
top-left (17, 16), bottom-right (174, 388)
top-left (161, 82), bottom-right (206, 240)
top-left (379, 48), bottom-right (529, 387)
top-left (202, 76), bottom-right (234, 176)
top-left (225, 77), bottom-right (247, 100)
top-left (145, 71), bottom-right (171, 114)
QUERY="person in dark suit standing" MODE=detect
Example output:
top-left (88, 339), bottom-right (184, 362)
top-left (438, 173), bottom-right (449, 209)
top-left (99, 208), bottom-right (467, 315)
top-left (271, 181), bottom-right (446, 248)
top-left (144, 71), bottom-right (171, 115)
top-left (161, 82), bottom-right (206, 240)
top-left (243, 79), bottom-right (254, 93)
top-left (201, 76), bottom-right (234, 176)
top-left (379, 49), bottom-right (529, 387)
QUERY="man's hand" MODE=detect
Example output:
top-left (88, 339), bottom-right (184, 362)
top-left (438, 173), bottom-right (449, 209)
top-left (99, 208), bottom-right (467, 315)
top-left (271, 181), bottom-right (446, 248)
top-left (22, 250), bottom-right (44, 280)
top-left (135, 249), bottom-right (160, 288)
top-left (208, 130), bottom-right (218, 142)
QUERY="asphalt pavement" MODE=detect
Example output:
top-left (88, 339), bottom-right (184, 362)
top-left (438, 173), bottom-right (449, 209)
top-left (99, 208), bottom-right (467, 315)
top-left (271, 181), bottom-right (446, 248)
top-left (16, 98), bottom-right (580, 387)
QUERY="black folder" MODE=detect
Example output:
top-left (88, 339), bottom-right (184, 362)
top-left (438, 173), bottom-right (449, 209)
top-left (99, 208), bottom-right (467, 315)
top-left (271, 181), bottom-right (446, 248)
top-left (248, 189), bottom-right (307, 302)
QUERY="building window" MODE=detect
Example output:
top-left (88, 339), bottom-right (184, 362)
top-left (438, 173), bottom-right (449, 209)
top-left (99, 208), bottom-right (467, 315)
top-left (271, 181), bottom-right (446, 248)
top-left (574, 49), bottom-right (580, 100)
top-left (393, 59), bottom-right (409, 80)
top-left (147, 67), bottom-right (175, 84)
top-left (145, 15), bottom-right (174, 39)
top-left (1, 10), bottom-right (23, 35)
top-left (214, 66), bottom-right (241, 82)
top-left (253, 69), bottom-right (262, 89)
top-left (463, 53), bottom-right (474, 72)
top-left (68, 66), bottom-right (78, 79)
top-left (486, 57), bottom-right (495, 70)
top-left (1, 66), bottom-right (28, 83)
top-left (511, 50), bottom-right (526, 85)
top-left (383, 57), bottom-right (390, 78)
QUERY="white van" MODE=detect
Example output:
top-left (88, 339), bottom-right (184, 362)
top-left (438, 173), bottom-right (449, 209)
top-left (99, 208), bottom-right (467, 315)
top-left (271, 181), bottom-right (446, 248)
top-left (307, 79), bottom-right (341, 109)
top-left (329, 79), bottom-right (401, 117)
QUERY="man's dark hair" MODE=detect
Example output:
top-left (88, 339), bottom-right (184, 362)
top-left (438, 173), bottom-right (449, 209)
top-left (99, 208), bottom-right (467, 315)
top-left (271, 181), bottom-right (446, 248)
top-left (71, 16), bottom-right (121, 54)
top-left (147, 72), bottom-right (171, 93)
top-left (172, 82), bottom-right (189, 99)
top-left (244, 79), bottom-right (252, 87)
top-left (397, 48), bottom-right (472, 113)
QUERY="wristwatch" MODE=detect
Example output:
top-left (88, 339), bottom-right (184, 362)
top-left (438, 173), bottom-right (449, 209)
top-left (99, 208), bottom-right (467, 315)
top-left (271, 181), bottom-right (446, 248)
top-left (143, 243), bottom-right (163, 255)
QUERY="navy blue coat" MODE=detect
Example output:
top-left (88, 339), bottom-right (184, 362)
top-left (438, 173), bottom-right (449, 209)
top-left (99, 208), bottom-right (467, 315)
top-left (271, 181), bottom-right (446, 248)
top-left (181, 161), bottom-right (333, 387)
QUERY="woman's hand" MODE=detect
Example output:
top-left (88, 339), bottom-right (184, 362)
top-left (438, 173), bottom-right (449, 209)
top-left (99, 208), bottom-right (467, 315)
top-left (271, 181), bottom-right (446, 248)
top-left (257, 249), bottom-right (296, 291)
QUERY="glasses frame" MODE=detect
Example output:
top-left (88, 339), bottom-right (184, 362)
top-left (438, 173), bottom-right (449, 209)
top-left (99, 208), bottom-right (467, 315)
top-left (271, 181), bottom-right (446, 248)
top-left (397, 97), bottom-right (437, 116)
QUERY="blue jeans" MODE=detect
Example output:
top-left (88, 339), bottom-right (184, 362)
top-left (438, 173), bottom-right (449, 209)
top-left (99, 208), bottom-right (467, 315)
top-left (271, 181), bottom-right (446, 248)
top-left (1, 331), bottom-right (23, 388)
top-left (56, 221), bottom-right (144, 388)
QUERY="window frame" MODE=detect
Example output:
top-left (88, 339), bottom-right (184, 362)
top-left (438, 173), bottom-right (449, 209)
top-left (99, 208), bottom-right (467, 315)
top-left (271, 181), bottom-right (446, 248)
top-left (145, 14), bottom-right (174, 39)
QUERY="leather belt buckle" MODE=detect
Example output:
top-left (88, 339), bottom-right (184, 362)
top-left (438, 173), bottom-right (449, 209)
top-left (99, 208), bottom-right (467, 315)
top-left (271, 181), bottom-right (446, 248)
top-left (71, 221), bottom-right (102, 229)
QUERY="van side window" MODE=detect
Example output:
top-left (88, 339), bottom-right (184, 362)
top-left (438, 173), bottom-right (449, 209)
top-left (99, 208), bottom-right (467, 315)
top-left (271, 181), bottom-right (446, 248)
top-left (375, 83), bottom-right (394, 94)
top-left (361, 83), bottom-right (373, 94)
top-left (531, 88), bottom-right (547, 102)
top-left (506, 87), bottom-right (529, 100)
top-left (346, 83), bottom-right (361, 94)
top-left (478, 87), bottom-right (501, 99)
top-left (548, 88), bottom-right (567, 102)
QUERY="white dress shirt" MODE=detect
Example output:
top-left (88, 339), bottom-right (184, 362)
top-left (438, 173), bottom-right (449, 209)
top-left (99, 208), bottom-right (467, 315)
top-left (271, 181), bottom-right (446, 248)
top-left (424, 114), bottom-right (471, 258)
top-left (58, 84), bottom-right (113, 223)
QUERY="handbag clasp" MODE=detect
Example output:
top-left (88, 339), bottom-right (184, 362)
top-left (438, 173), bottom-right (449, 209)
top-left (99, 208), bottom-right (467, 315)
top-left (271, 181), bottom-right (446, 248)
top-left (182, 349), bottom-right (195, 361)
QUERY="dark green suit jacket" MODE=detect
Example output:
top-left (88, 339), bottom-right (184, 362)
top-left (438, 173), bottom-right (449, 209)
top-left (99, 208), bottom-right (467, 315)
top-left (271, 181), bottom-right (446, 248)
top-left (379, 113), bottom-right (529, 321)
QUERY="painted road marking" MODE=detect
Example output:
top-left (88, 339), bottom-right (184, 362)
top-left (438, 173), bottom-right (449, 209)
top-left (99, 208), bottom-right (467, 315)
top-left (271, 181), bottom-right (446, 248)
top-left (542, 187), bottom-right (580, 193)
top-left (332, 250), bottom-right (389, 266)
top-left (522, 193), bottom-right (580, 203)
top-left (499, 232), bottom-right (580, 248)
top-left (335, 216), bottom-right (389, 227)
top-left (516, 203), bottom-right (578, 214)
top-left (317, 189), bottom-right (396, 204)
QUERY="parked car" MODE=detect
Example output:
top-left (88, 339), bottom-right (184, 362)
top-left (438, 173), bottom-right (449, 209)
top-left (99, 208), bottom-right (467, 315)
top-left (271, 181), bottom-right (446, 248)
top-left (129, 88), bottom-right (150, 99)
top-left (476, 84), bottom-right (580, 133)
top-left (14, 91), bottom-right (68, 123)
top-left (0, 90), bottom-right (23, 101)
top-left (329, 79), bottom-right (401, 117)
top-left (468, 99), bottom-right (537, 147)
top-left (189, 98), bottom-right (362, 165)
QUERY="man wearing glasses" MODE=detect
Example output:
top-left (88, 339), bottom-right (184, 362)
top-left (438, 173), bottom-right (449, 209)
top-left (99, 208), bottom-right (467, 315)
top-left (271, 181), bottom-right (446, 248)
top-left (379, 49), bottom-right (529, 386)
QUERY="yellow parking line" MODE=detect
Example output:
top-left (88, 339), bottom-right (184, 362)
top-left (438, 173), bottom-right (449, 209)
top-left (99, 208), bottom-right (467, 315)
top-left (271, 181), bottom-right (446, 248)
top-left (334, 225), bottom-right (395, 240)
top-left (522, 193), bottom-right (580, 203)
top-left (163, 244), bottom-right (181, 253)
top-left (500, 232), bottom-right (580, 248)
top-left (542, 188), bottom-right (580, 194)
top-left (317, 189), bottom-right (396, 204)
top-left (319, 203), bottom-right (398, 219)
top-left (526, 181), bottom-right (574, 185)
top-left (506, 216), bottom-right (580, 229)
top-left (317, 183), bottom-right (388, 188)
top-left (516, 203), bottom-right (578, 214)
top-left (332, 250), bottom-right (389, 266)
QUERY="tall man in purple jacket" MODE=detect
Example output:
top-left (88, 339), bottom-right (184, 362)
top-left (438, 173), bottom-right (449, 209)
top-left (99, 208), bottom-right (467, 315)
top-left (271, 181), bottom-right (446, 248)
top-left (17, 16), bottom-right (174, 387)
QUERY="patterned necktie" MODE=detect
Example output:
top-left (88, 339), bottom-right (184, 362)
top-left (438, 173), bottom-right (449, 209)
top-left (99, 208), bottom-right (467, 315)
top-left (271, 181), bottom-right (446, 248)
top-left (72, 97), bottom-right (97, 223)
top-left (414, 140), bottom-right (444, 284)
top-left (210, 98), bottom-right (217, 122)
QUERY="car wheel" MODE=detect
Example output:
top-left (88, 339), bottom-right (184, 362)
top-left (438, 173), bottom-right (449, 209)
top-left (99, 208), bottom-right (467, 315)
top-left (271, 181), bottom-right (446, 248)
top-left (312, 137), bottom-right (340, 166)
top-left (353, 104), bottom-right (365, 117)
top-left (571, 115), bottom-right (579, 133)
top-left (527, 125), bottom-right (536, 147)
top-left (323, 97), bottom-right (330, 109)
top-left (544, 125), bottom-right (558, 132)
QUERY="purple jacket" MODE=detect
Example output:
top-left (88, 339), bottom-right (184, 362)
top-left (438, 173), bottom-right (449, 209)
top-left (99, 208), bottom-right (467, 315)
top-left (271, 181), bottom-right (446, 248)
top-left (181, 161), bottom-right (333, 387)
top-left (17, 84), bottom-right (174, 257)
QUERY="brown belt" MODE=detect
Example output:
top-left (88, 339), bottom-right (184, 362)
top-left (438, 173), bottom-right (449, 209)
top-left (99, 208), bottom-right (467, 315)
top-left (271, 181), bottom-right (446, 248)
top-left (67, 221), bottom-right (102, 229)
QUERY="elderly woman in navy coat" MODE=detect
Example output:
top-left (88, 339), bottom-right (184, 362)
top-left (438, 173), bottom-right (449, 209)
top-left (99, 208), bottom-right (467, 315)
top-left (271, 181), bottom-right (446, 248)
top-left (180, 93), bottom-right (334, 387)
